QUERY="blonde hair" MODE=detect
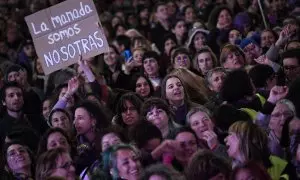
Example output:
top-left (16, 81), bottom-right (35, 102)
top-left (229, 121), bottom-right (270, 167)
top-left (169, 68), bottom-right (209, 104)
top-left (220, 44), bottom-right (245, 66)
top-left (125, 29), bottom-right (143, 39)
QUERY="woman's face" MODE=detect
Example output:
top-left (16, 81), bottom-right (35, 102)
top-left (121, 100), bottom-right (140, 126)
top-left (116, 26), bottom-right (126, 36)
top-left (143, 58), bottom-right (159, 77)
top-left (229, 30), bottom-right (241, 45)
top-left (173, 20), bottom-right (186, 37)
top-left (146, 106), bottom-right (169, 132)
top-left (175, 132), bottom-right (198, 164)
top-left (189, 111), bottom-right (214, 139)
top-left (51, 111), bottom-right (71, 131)
top-left (225, 132), bottom-right (241, 159)
top-left (223, 50), bottom-right (245, 69)
top-left (165, 77), bottom-right (184, 104)
top-left (47, 132), bottom-right (71, 152)
top-left (167, 1), bottom-right (177, 16)
top-left (133, 50), bottom-right (144, 65)
top-left (174, 53), bottom-right (191, 69)
top-left (197, 52), bottom-right (214, 75)
top-left (193, 32), bottom-right (206, 50)
top-left (74, 107), bottom-right (96, 135)
top-left (101, 133), bottom-right (122, 151)
top-left (164, 39), bottom-right (176, 55)
top-left (6, 144), bottom-right (31, 173)
top-left (42, 99), bottom-right (51, 120)
top-left (139, 8), bottom-right (149, 19)
top-left (135, 77), bottom-right (151, 97)
top-left (104, 47), bottom-right (117, 66)
top-left (217, 9), bottom-right (232, 29)
top-left (50, 152), bottom-right (76, 180)
top-left (112, 17), bottom-right (122, 28)
top-left (261, 31), bottom-right (276, 48)
top-left (115, 149), bottom-right (141, 180)
top-left (185, 7), bottom-right (195, 23)
top-left (23, 44), bottom-right (35, 58)
top-left (208, 71), bottom-right (226, 93)
top-left (269, 103), bottom-right (294, 134)
top-left (36, 58), bottom-right (44, 74)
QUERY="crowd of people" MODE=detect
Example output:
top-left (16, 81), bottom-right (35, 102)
top-left (0, 0), bottom-right (300, 179)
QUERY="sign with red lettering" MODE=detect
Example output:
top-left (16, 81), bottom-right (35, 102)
top-left (25, 0), bottom-right (109, 75)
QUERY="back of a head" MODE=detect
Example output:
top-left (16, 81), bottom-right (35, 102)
top-left (221, 69), bottom-right (253, 102)
top-left (128, 120), bottom-right (162, 150)
top-left (249, 64), bottom-right (274, 88)
top-left (116, 35), bottom-right (131, 50)
top-left (186, 149), bottom-right (231, 180)
top-left (140, 163), bottom-right (175, 180)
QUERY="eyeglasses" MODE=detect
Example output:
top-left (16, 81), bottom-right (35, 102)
top-left (176, 55), bottom-right (189, 63)
top-left (271, 111), bottom-right (294, 119)
top-left (284, 65), bottom-right (299, 71)
top-left (56, 161), bottom-right (75, 170)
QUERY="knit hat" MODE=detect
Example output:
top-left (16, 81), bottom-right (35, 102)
top-left (5, 64), bottom-right (23, 82)
top-left (239, 37), bottom-right (259, 49)
top-left (233, 12), bottom-right (251, 34)
top-left (186, 27), bottom-right (209, 48)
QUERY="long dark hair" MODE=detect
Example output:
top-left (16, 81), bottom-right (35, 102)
top-left (75, 101), bottom-right (110, 130)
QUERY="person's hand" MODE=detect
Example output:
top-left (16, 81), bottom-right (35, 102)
top-left (254, 54), bottom-right (272, 65)
top-left (296, 144), bottom-right (300, 162)
top-left (78, 55), bottom-right (95, 82)
top-left (267, 86), bottom-right (289, 104)
top-left (124, 60), bottom-right (135, 73)
top-left (275, 24), bottom-right (298, 47)
top-left (66, 76), bottom-right (80, 96)
top-left (202, 131), bottom-right (219, 150)
top-left (160, 140), bottom-right (180, 153)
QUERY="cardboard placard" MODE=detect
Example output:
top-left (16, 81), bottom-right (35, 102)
top-left (25, 0), bottom-right (109, 75)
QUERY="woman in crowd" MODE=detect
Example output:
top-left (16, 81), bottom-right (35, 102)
top-left (103, 44), bottom-right (130, 90)
top-left (4, 141), bottom-right (35, 179)
top-left (171, 47), bottom-right (192, 71)
top-left (107, 144), bottom-right (142, 180)
top-left (142, 51), bottom-right (164, 90)
top-left (219, 44), bottom-right (246, 70)
top-left (114, 92), bottom-right (143, 130)
top-left (80, 126), bottom-right (126, 180)
top-left (186, 28), bottom-right (209, 56)
top-left (186, 106), bottom-right (228, 157)
top-left (130, 74), bottom-right (155, 99)
top-left (74, 101), bottom-right (110, 173)
top-left (37, 128), bottom-right (74, 157)
top-left (225, 121), bottom-right (297, 179)
top-left (169, 68), bottom-right (209, 105)
top-left (35, 148), bottom-right (76, 180)
top-left (141, 97), bottom-right (180, 138)
top-left (193, 46), bottom-right (218, 76)
top-left (161, 74), bottom-right (198, 125)
top-left (171, 18), bottom-right (187, 46)
top-left (48, 109), bottom-right (73, 135)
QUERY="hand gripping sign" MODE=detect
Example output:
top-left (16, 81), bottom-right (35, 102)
top-left (25, 0), bottom-right (109, 75)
